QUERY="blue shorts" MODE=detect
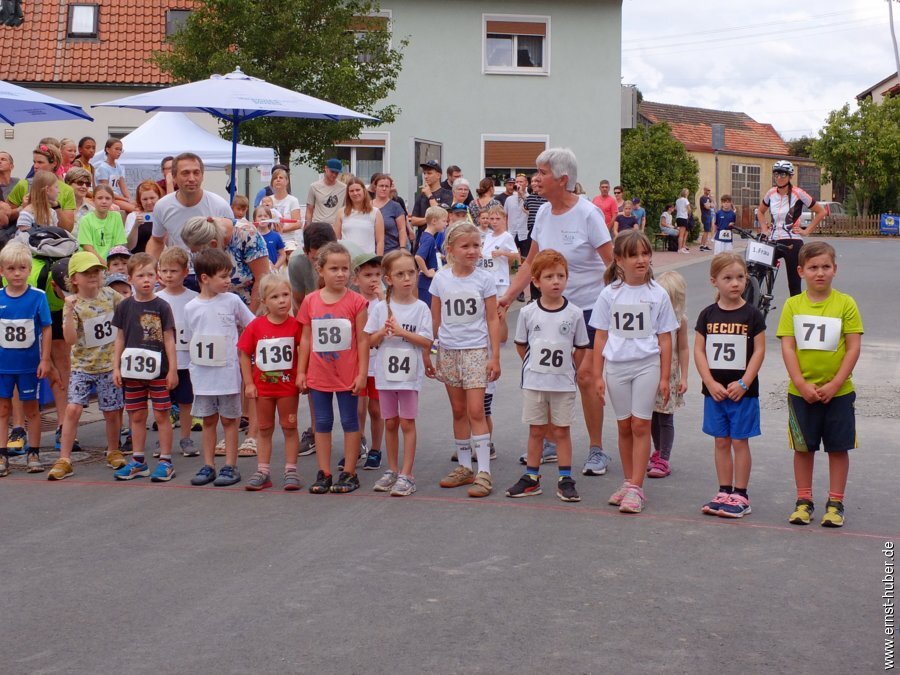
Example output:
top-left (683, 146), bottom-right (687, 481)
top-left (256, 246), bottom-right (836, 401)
top-left (169, 368), bottom-right (194, 406)
top-left (0, 372), bottom-right (40, 401)
top-left (583, 309), bottom-right (597, 346)
top-left (702, 219), bottom-right (713, 233)
top-left (702, 396), bottom-right (760, 440)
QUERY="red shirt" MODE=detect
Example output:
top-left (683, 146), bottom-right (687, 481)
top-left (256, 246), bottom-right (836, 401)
top-left (237, 315), bottom-right (303, 397)
top-left (297, 289), bottom-right (368, 392)
top-left (592, 194), bottom-right (617, 228)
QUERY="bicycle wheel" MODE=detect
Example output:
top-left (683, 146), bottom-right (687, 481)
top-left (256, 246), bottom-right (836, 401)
top-left (743, 274), bottom-right (762, 310)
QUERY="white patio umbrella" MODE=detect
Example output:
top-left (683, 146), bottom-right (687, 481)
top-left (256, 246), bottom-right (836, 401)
top-left (94, 68), bottom-right (376, 200)
top-left (0, 79), bottom-right (93, 125)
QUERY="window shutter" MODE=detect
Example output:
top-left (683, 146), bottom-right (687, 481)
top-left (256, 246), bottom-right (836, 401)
top-left (485, 20), bottom-right (546, 36)
top-left (484, 141), bottom-right (546, 168)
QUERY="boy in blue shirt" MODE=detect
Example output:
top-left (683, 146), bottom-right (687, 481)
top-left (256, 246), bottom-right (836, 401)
top-left (0, 242), bottom-right (55, 477)
top-left (414, 206), bottom-right (448, 309)
top-left (713, 195), bottom-right (737, 255)
top-left (253, 205), bottom-right (286, 270)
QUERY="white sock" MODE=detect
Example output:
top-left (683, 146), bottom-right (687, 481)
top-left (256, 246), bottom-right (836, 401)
top-left (473, 434), bottom-right (491, 474)
top-left (455, 438), bottom-right (472, 470)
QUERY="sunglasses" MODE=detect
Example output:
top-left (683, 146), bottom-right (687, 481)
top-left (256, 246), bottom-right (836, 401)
top-left (614, 190), bottom-right (622, 194)
top-left (73, 180), bottom-right (91, 186)
top-left (773, 171), bottom-right (790, 178)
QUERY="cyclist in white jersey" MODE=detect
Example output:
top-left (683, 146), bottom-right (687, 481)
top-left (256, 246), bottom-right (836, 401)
top-left (757, 160), bottom-right (826, 296)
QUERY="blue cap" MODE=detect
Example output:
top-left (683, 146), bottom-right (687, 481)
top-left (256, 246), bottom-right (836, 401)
top-left (325, 158), bottom-right (343, 173)
top-left (449, 203), bottom-right (468, 213)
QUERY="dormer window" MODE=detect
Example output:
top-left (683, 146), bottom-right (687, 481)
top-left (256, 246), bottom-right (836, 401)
top-left (68, 4), bottom-right (99, 38)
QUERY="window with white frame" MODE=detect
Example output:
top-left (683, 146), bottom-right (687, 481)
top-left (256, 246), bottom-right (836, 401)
top-left (731, 163), bottom-right (761, 208)
top-left (327, 136), bottom-right (388, 181)
top-left (483, 136), bottom-right (548, 183)
top-left (68, 4), bottom-right (99, 38)
top-left (483, 15), bottom-right (549, 74)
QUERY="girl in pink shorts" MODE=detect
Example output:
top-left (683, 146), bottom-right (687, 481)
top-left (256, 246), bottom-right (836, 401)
top-left (364, 250), bottom-right (434, 496)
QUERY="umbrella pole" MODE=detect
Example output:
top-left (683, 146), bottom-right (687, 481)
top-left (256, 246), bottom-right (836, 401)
top-left (229, 118), bottom-right (240, 204)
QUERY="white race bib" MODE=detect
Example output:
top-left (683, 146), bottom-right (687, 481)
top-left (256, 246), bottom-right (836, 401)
top-left (479, 256), bottom-right (495, 270)
top-left (120, 347), bottom-right (162, 380)
top-left (705, 334), bottom-right (747, 370)
top-left (0, 318), bottom-right (35, 349)
top-left (746, 241), bottom-right (775, 267)
top-left (793, 315), bottom-right (841, 352)
top-left (383, 346), bottom-right (416, 382)
top-left (529, 340), bottom-right (572, 374)
top-left (175, 326), bottom-right (190, 352)
top-left (190, 335), bottom-right (227, 367)
top-left (255, 337), bottom-right (295, 371)
top-left (312, 318), bottom-right (352, 352)
top-left (717, 229), bottom-right (733, 241)
top-left (83, 313), bottom-right (115, 348)
top-left (610, 304), bottom-right (652, 339)
top-left (442, 292), bottom-right (482, 325)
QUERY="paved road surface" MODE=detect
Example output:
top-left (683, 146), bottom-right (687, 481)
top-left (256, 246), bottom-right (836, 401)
top-left (2, 239), bottom-right (896, 674)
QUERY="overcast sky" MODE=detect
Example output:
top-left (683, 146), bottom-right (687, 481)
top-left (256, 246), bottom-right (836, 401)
top-left (622, 0), bottom-right (899, 140)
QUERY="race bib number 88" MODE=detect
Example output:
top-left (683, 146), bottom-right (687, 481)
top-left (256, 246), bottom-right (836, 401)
top-left (0, 319), bottom-right (35, 349)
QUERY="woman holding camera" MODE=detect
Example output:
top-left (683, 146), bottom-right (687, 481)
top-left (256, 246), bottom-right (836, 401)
top-left (125, 180), bottom-right (164, 253)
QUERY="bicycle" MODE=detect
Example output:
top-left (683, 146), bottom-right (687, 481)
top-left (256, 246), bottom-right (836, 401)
top-left (730, 226), bottom-right (789, 321)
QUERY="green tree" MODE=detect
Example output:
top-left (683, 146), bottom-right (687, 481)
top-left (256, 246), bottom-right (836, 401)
top-left (786, 135), bottom-right (815, 158)
top-left (621, 122), bottom-right (699, 232)
top-left (812, 96), bottom-right (900, 216)
top-left (154, 0), bottom-right (406, 167)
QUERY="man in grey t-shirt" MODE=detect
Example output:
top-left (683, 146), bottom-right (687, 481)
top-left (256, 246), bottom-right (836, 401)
top-left (147, 153), bottom-right (233, 259)
top-left (304, 158), bottom-right (347, 226)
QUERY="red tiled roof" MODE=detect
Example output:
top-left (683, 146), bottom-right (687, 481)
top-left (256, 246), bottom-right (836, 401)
top-left (639, 101), bottom-right (790, 157)
top-left (0, 0), bottom-right (196, 86)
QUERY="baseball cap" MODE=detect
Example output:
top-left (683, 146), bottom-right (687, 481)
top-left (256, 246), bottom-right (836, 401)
top-left (105, 272), bottom-right (130, 287)
top-left (325, 158), bottom-right (343, 173)
top-left (505, 177), bottom-right (515, 184)
top-left (448, 203), bottom-right (468, 213)
top-left (68, 251), bottom-right (107, 276)
top-left (419, 159), bottom-right (442, 172)
top-left (106, 245), bottom-right (132, 260)
top-left (352, 252), bottom-right (382, 271)
top-left (50, 257), bottom-right (72, 293)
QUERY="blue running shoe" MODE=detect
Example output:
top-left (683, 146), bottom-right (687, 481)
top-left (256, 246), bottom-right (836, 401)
top-left (582, 446), bottom-right (611, 476)
top-left (191, 464), bottom-right (217, 486)
top-left (363, 449), bottom-right (382, 470)
top-left (115, 460), bottom-right (150, 481)
top-left (150, 461), bottom-right (176, 482)
top-left (213, 465), bottom-right (241, 487)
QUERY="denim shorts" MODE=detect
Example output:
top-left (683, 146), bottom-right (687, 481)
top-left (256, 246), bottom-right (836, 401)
top-left (69, 370), bottom-right (123, 411)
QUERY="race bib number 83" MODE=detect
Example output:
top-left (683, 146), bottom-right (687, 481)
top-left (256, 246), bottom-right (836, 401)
top-left (83, 313), bottom-right (115, 349)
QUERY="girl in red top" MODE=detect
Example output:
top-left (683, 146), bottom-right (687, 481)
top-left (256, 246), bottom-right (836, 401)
top-left (238, 274), bottom-right (303, 491)
top-left (297, 242), bottom-right (369, 495)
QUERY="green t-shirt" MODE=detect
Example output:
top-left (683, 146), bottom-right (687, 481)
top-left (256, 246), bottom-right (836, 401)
top-left (77, 211), bottom-right (126, 261)
top-left (7, 178), bottom-right (76, 211)
top-left (776, 289), bottom-right (863, 397)
top-left (1, 259), bottom-right (65, 312)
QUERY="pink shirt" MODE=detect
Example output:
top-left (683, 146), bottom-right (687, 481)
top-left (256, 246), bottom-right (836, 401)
top-left (297, 289), bottom-right (368, 392)
top-left (592, 195), bottom-right (617, 227)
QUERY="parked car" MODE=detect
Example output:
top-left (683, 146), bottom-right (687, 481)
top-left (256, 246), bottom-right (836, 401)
top-left (800, 201), bottom-right (846, 228)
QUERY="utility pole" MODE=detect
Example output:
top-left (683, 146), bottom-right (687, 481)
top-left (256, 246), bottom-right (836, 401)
top-left (890, 0), bottom-right (900, 84)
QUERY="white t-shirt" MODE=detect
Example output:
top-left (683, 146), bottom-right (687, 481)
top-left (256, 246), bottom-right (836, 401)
top-left (156, 287), bottom-right (199, 370)
top-left (364, 298), bottom-right (433, 391)
top-left (152, 190), bottom-right (234, 252)
top-left (341, 209), bottom-right (378, 254)
top-left (504, 192), bottom-right (528, 239)
top-left (531, 198), bottom-right (611, 309)
top-left (515, 298), bottom-right (590, 392)
top-left (95, 162), bottom-right (126, 198)
top-left (364, 296), bottom-right (379, 376)
top-left (429, 267), bottom-right (497, 349)
top-left (183, 292), bottom-right (255, 395)
top-left (271, 194), bottom-right (303, 248)
top-left (675, 197), bottom-right (690, 220)
top-left (589, 281), bottom-right (679, 363)
top-left (479, 230), bottom-right (517, 288)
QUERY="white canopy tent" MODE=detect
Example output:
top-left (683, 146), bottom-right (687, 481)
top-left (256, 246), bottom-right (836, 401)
top-left (93, 112), bottom-right (274, 194)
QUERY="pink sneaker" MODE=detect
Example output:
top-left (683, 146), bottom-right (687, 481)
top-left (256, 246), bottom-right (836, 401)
top-left (646, 451), bottom-right (660, 472)
top-left (717, 493), bottom-right (751, 519)
top-left (702, 491), bottom-right (730, 515)
top-left (608, 481), bottom-right (631, 506)
top-left (619, 486), bottom-right (645, 513)
top-left (647, 456), bottom-right (670, 478)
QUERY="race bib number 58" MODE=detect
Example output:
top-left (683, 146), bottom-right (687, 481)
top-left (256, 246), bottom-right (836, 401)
top-left (312, 318), bottom-right (352, 352)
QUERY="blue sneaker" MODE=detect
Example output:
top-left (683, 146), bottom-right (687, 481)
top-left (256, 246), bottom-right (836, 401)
top-left (191, 464), bottom-right (217, 486)
top-left (115, 460), bottom-right (150, 481)
top-left (213, 465), bottom-right (241, 487)
top-left (363, 449), bottom-right (382, 470)
top-left (150, 461), bottom-right (176, 482)
top-left (518, 440), bottom-right (558, 465)
top-left (582, 446), bottom-right (611, 476)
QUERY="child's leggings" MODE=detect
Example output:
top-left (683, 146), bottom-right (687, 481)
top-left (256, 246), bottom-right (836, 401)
top-left (309, 389), bottom-right (359, 433)
top-left (651, 412), bottom-right (674, 461)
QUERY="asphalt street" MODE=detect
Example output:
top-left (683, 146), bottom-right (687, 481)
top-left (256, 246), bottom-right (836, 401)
top-left (1, 238), bottom-right (897, 674)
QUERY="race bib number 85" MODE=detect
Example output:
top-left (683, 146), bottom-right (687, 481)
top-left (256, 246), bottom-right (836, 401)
top-left (793, 315), bottom-right (841, 352)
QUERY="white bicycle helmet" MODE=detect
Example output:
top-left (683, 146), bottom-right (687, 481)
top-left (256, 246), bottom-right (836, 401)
top-left (772, 160), bottom-right (794, 176)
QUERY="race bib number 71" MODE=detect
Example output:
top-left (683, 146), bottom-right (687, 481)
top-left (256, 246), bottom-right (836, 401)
top-left (793, 315), bottom-right (841, 352)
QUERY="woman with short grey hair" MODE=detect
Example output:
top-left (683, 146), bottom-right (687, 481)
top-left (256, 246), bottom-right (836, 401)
top-left (180, 215), bottom-right (270, 311)
top-left (501, 147), bottom-right (614, 475)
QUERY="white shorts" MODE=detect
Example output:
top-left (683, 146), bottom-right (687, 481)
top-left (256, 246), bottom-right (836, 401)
top-left (604, 354), bottom-right (660, 421)
top-left (714, 240), bottom-right (734, 255)
top-left (522, 389), bottom-right (577, 426)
